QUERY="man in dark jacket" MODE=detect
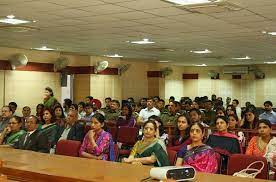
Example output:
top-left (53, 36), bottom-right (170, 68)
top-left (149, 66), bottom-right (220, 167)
top-left (13, 115), bottom-right (49, 153)
top-left (56, 110), bottom-right (84, 142)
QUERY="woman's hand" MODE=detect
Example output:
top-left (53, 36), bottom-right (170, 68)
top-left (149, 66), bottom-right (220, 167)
top-left (3, 126), bottom-right (11, 135)
top-left (122, 157), bottom-right (135, 163)
top-left (88, 130), bottom-right (95, 140)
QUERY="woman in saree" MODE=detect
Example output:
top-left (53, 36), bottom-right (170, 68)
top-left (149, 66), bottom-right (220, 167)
top-left (79, 113), bottom-right (115, 161)
top-left (122, 120), bottom-right (170, 167)
top-left (0, 116), bottom-right (26, 145)
top-left (40, 108), bottom-right (58, 148)
top-left (43, 87), bottom-right (59, 111)
top-left (176, 122), bottom-right (218, 173)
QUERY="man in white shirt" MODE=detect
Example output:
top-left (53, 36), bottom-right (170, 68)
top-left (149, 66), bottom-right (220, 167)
top-left (139, 97), bottom-right (160, 123)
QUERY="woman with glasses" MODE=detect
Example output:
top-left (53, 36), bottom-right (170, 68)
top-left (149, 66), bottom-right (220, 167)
top-left (0, 116), bottom-right (26, 145)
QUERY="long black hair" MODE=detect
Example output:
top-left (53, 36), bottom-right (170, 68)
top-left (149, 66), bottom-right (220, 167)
top-left (173, 114), bottom-right (190, 145)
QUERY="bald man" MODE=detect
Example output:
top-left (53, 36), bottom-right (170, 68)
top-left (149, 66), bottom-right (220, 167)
top-left (56, 110), bottom-right (84, 142)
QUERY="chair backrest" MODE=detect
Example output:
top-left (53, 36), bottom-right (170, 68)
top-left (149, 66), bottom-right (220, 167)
top-left (227, 154), bottom-right (269, 179)
top-left (167, 149), bottom-right (177, 166)
top-left (215, 152), bottom-right (221, 174)
top-left (117, 126), bottom-right (138, 145)
top-left (55, 140), bottom-right (81, 157)
top-left (113, 143), bottom-right (119, 162)
top-left (107, 126), bottom-right (118, 142)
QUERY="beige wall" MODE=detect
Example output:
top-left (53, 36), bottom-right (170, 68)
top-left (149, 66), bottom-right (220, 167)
top-left (1, 47), bottom-right (276, 108)
top-left (0, 70), bottom-right (60, 115)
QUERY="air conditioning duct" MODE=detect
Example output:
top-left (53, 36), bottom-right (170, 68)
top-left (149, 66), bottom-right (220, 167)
top-left (223, 67), bottom-right (248, 74)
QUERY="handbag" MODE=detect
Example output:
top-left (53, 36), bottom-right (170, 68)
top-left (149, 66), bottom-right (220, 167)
top-left (233, 161), bottom-right (264, 178)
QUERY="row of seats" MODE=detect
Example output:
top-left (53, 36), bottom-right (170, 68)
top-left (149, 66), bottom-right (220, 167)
top-left (55, 140), bottom-right (272, 179)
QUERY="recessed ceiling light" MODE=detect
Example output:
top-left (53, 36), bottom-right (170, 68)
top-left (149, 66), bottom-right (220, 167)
top-left (164, 0), bottom-right (220, 6)
top-left (190, 49), bottom-right (212, 54)
top-left (0, 15), bottom-right (30, 25)
top-left (32, 46), bottom-right (55, 51)
top-left (104, 54), bottom-right (123, 58)
top-left (194, 64), bottom-right (207, 66)
top-left (231, 56), bottom-right (251, 60)
top-left (267, 32), bottom-right (276, 35)
top-left (129, 38), bottom-right (155, 45)
top-left (264, 61), bottom-right (276, 64)
top-left (158, 60), bottom-right (171, 63)
top-left (7, 15), bottom-right (15, 19)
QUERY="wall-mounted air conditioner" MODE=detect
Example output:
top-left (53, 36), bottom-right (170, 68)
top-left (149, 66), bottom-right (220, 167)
top-left (223, 67), bottom-right (248, 74)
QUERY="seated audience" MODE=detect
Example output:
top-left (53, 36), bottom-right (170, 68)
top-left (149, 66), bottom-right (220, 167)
top-left (0, 116), bottom-right (26, 145)
top-left (160, 101), bottom-right (180, 125)
top-left (105, 100), bottom-right (120, 121)
top-left (117, 104), bottom-right (136, 127)
top-left (122, 120), bottom-right (169, 167)
top-left (79, 113), bottom-right (115, 161)
top-left (63, 98), bottom-right (72, 117)
top-left (226, 104), bottom-right (237, 117)
top-left (21, 106), bottom-right (31, 126)
top-left (189, 108), bottom-right (208, 127)
top-left (36, 103), bottom-right (44, 124)
top-left (8, 102), bottom-right (18, 116)
top-left (207, 116), bottom-right (242, 153)
top-left (0, 106), bottom-right (13, 133)
top-left (78, 102), bottom-right (86, 119)
top-left (241, 106), bottom-right (258, 129)
top-left (148, 115), bottom-right (168, 145)
top-left (171, 115), bottom-right (191, 148)
top-left (175, 122), bottom-right (218, 173)
top-left (56, 110), bottom-right (84, 142)
top-left (139, 97), bottom-right (160, 123)
top-left (40, 109), bottom-right (58, 148)
top-left (215, 107), bottom-right (226, 118)
top-left (203, 100), bottom-right (216, 127)
top-left (82, 103), bottom-right (95, 124)
top-left (228, 114), bottom-right (239, 132)
top-left (259, 101), bottom-right (276, 124)
top-left (246, 119), bottom-right (273, 156)
top-left (13, 115), bottom-right (49, 153)
top-left (54, 105), bottom-right (66, 127)
top-left (264, 135), bottom-right (276, 168)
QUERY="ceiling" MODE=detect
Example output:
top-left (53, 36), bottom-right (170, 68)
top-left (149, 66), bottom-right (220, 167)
top-left (0, 0), bottom-right (276, 66)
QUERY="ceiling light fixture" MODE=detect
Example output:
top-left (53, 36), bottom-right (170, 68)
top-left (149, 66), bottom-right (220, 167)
top-left (264, 61), bottom-right (276, 64)
top-left (190, 49), bottom-right (212, 54)
top-left (0, 15), bottom-right (30, 25)
top-left (104, 54), bottom-right (123, 58)
top-left (32, 46), bottom-right (55, 51)
top-left (128, 38), bottom-right (155, 45)
top-left (231, 56), bottom-right (251, 60)
top-left (267, 32), bottom-right (276, 36)
top-left (158, 60), bottom-right (171, 63)
top-left (164, 0), bottom-right (220, 6)
top-left (194, 64), bottom-right (207, 66)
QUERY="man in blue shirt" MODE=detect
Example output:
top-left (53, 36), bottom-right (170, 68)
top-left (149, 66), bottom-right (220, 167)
top-left (259, 101), bottom-right (276, 124)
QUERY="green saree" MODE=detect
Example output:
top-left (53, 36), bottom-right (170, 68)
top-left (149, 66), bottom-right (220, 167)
top-left (130, 138), bottom-right (169, 167)
top-left (5, 130), bottom-right (26, 145)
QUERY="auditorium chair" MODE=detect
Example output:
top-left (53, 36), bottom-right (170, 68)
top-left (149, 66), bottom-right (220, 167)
top-left (227, 154), bottom-right (269, 179)
top-left (107, 126), bottom-right (118, 142)
top-left (116, 126), bottom-right (138, 157)
top-left (167, 149), bottom-right (177, 166)
top-left (55, 140), bottom-right (81, 157)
